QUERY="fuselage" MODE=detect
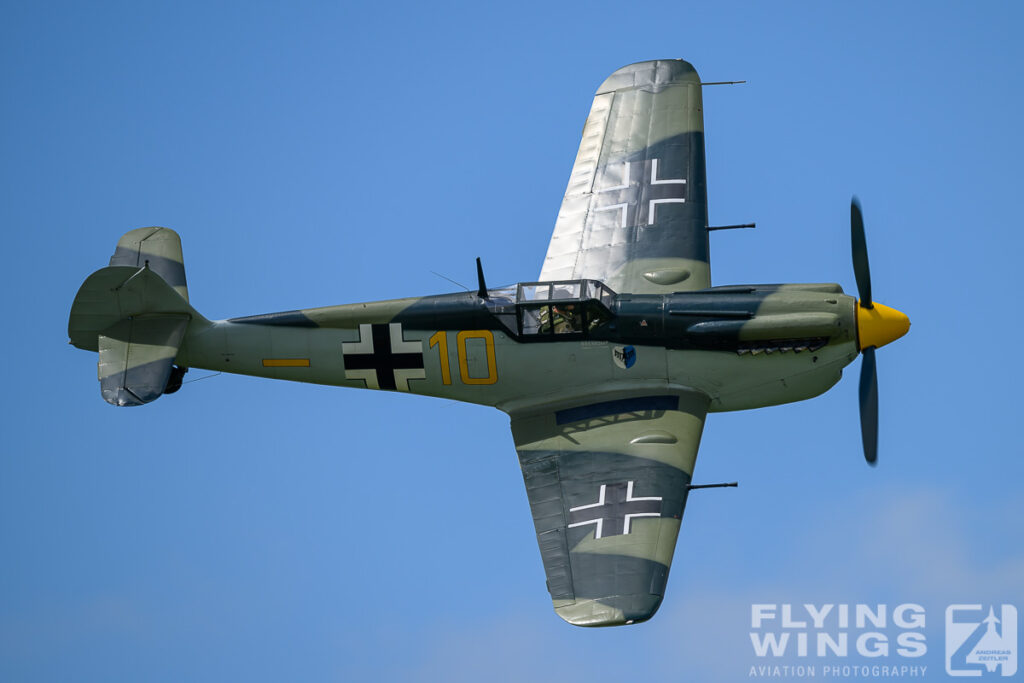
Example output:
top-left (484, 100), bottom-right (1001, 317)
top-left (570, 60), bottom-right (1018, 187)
top-left (175, 280), bottom-right (860, 415)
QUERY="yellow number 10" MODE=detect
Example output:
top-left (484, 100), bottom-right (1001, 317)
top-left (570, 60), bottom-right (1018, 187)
top-left (429, 330), bottom-right (497, 385)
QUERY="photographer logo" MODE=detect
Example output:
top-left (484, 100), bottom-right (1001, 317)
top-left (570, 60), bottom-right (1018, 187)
top-left (945, 604), bottom-right (1017, 677)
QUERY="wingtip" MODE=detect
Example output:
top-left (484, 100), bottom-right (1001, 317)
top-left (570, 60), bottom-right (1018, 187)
top-left (597, 59), bottom-right (700, 95)
top-left (554, 594), bottom-right (662, 627)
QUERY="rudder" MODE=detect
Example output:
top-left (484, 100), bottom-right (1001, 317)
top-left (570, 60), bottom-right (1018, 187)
top-left (69, 228), bottom-right (206, 406)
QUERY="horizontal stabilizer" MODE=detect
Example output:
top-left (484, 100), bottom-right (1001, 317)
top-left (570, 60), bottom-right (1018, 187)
top-left (109, 227), bottom-right (190, 302)
top-left (69, 234), bottom-right (206, 406)
top-left (99, 315), bottom-right (189, 406)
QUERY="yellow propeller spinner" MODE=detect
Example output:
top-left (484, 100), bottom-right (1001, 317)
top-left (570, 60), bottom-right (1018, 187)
top-left (856, 301), bottom-right (910, 351)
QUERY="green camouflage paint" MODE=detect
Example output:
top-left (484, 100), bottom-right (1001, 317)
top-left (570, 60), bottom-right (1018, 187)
top-left (67, 59), bottom-right (891, 627)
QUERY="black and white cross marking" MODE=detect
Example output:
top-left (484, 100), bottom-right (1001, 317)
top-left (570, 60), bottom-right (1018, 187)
top-left (567, 481), bottom-right (663, 539)
top-left (342, 323), bottom-right (425, 392)
top-left (591, 158), bottom-right (686, 228)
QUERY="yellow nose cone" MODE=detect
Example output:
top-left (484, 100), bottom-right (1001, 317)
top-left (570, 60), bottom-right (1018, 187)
top-left (857, 301), bottom-right (910, 350)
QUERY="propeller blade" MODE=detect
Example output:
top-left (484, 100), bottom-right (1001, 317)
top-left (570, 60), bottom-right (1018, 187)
top-left (851, 197), bottom-right (872, 309)
top-left (858, 346), bottom-right (879, 465)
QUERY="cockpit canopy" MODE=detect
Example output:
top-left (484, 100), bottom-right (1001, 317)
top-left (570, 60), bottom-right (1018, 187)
top-left (485, 279), bottom-right (616, 339)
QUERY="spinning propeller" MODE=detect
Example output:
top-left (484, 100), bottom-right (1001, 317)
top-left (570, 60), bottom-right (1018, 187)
top-left (850, 197), bottom-right (910, 466)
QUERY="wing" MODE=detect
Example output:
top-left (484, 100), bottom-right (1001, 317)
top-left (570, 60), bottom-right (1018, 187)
top-left (510, 391), bottom-right (709, 626)
top-left (540, 59), bottom-right (710, 295)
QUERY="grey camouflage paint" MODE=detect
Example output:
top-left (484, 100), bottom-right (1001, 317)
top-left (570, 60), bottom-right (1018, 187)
top-left (512, 391), bottom-right (708, 625)
top-left (67, 60), bottom-right (875, 627)
top-left (540, 60), bottom-right (709, 295)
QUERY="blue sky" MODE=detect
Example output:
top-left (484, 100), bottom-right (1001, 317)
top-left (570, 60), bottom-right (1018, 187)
top-left (2, 2), bottom-right (1022, 681)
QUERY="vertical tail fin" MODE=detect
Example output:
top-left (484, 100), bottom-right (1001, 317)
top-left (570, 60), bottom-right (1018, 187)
top-left (69, 227), bottom-right (205, 406)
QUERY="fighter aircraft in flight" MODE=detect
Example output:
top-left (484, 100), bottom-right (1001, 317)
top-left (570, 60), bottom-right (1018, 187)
top-left (68, 59), bottom-right (910, 627)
